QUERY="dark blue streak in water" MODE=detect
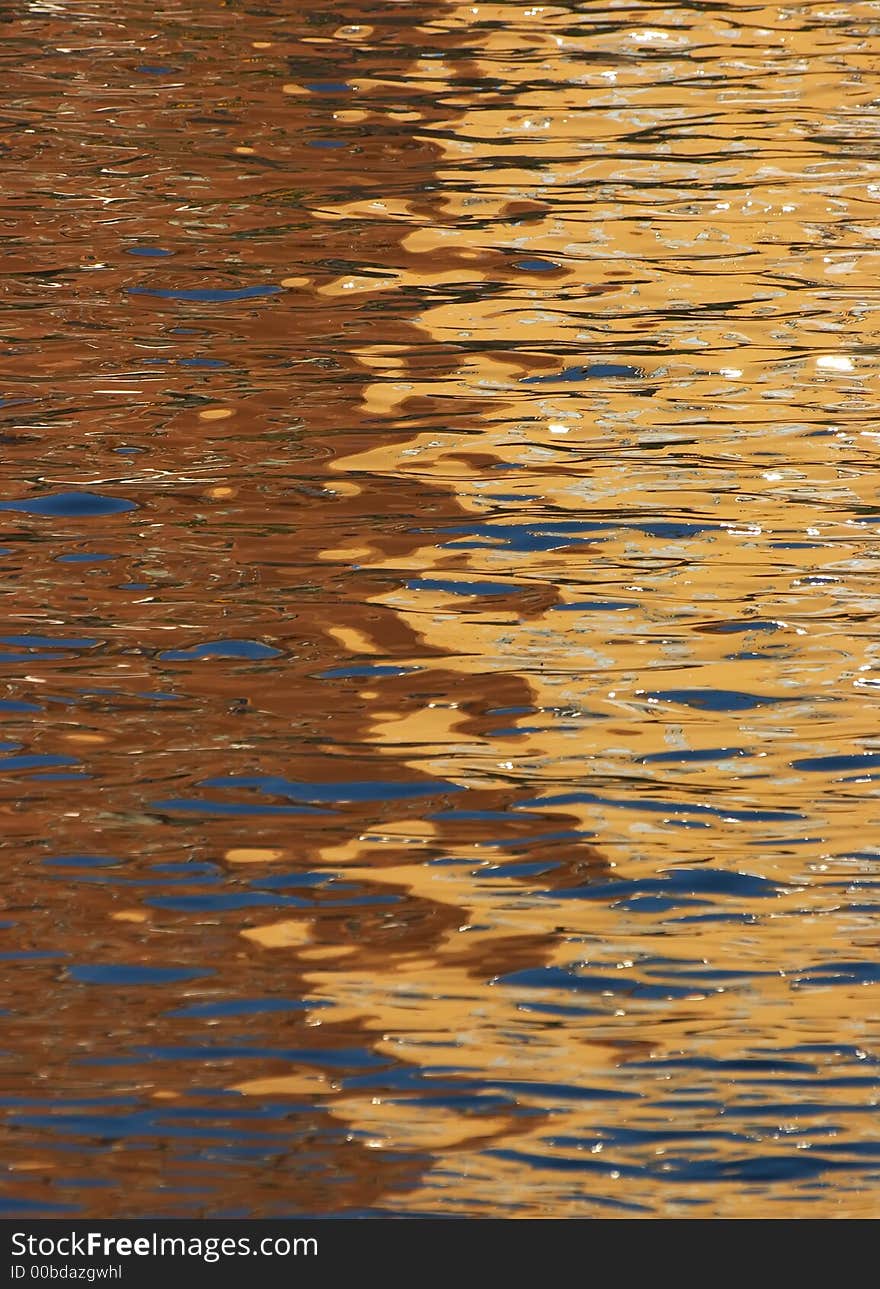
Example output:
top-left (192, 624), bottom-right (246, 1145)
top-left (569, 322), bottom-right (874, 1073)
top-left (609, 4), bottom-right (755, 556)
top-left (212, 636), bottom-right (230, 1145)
top-left (127, 285), bottom-right (282, 302)
top-left (552, 599), bottom-right (638, 612)
top-left (536, 867), bottom-right (785, 904)
top-left (659, 1155), bottom-right (869, 1183)
top-left (68, 965), bottom-right (211, 985)
top-left (0, 754), bottom-right (80, 772)
top-left (305, 82), bottom-right (352, 93)
top-left (320, 664), bottom-right (421, 678)
top-left (515, 259), bottom-right (561, 272)
top-left (521, 363), bottom-right (644, 382)
top-left (791, 752), bottom-right (880, 772)
top-left (199, 774), bottom-right (463, 803)
top-left (643, 688), bottom-right (786, 712)
top-left (342, 1066), bottom-right (637, 1103)
top-left (44, 855), bottom-right (122, 869)
top-left (723, 1102), bottom-right (862, 1119)
top-left (0, 492), bottom-right (136, 516)
top-left (639, 746), bottom-right (750, 764)
top-left (488, 1147), bottom-right (867, 1185)
top-left (0, 951), bottom-right (67, 961)
top-left (703, 619), bottom-right (782, 634)
top-left (407, 577), bottom-right (520, 597)
top-left (786, 1043), bottom-right (880, 1062)
top-left (516, 999), bottom-right (603, 1017)
top-left (518, 788), bottom-right (801, 824)
top-left (146, 892), bottom-right (312, 913)
top-left (159, 640), bottom-right (281, 661)
top-left (431, 518), bottom-right (719, 552)
top-left (630, 1054), bottom-right (816, 1073)
top-left (615, 895), bottom-right (711, 914)
top-left (250, 871), bottom-right (336, 890)
top-left (496, 965), bottom-right (704, 1000)
top-left (0, 1199), bottom-right (78, 1215)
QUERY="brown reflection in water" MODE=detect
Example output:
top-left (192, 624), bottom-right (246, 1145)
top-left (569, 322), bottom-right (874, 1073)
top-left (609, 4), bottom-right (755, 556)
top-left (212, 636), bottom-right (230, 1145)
top-left (0, 0), bottom-right (610, 1218)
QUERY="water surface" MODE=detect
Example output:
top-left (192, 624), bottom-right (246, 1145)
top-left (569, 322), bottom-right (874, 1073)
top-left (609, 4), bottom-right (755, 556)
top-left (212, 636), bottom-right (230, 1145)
top-left (1, 0), bottom-right (879, 1218)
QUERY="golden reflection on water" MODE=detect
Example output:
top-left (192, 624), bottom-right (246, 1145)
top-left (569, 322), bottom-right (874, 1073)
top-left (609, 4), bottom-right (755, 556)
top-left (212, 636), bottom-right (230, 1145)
top-left (1, 0), bottom-right (879, 1218)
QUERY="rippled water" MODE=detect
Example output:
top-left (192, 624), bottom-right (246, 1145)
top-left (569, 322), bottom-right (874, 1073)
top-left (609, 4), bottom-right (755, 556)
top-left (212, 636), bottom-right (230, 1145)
top-left (2, 0), bottom-right (879, 1218)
